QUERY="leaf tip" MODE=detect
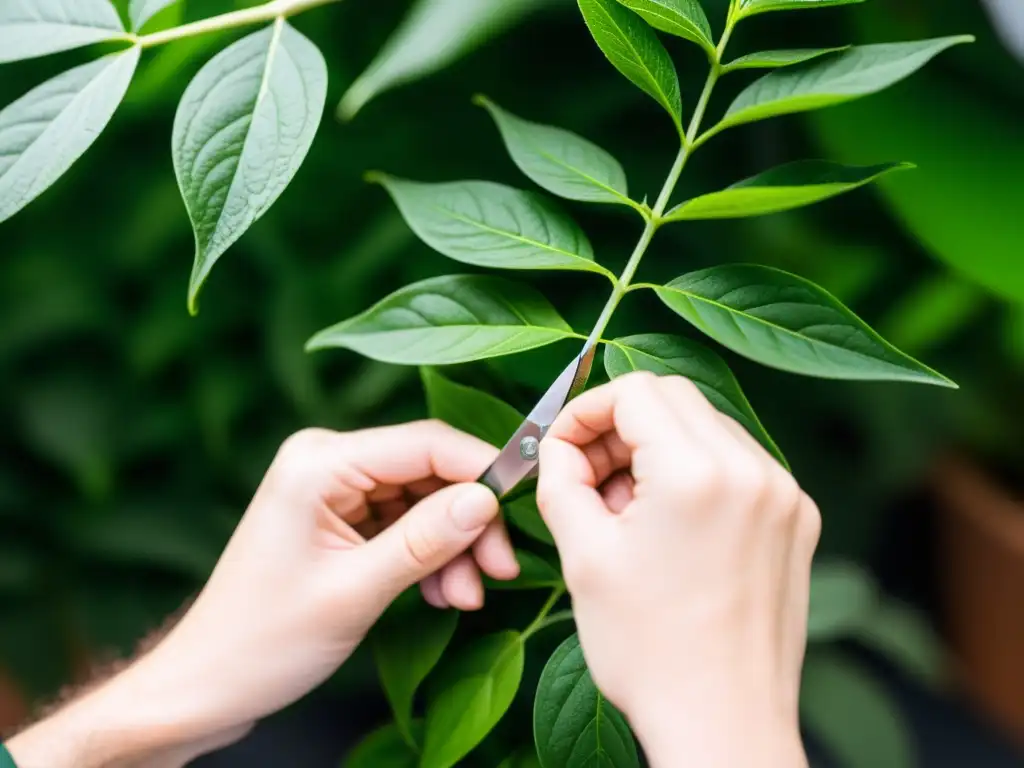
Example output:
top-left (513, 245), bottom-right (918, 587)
top-left (471, 93), bottom-right (492, 109)
top-left (364, 170), bottom-right (387, 186)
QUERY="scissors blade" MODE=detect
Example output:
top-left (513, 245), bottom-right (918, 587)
top-left (477, 336), bottom-right (598, 498)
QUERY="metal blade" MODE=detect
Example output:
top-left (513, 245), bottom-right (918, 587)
top-left (477, 336), bottom-right (599, 498)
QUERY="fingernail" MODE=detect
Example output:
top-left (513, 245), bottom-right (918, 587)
top-left (450, 485), bottom-right (497, 531)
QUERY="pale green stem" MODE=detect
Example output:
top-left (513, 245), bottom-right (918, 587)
top-left (132, 0), bottom-right (342, 48)
top-left (521, 587), bottom-right (567, 641)
top-left (587, 17), bottom-right (735, 344)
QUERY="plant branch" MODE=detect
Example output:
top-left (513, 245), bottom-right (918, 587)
top-left (133, 0), bottom-right (342, 49)
top-left (587, 15), bottom-right (735, 344)
top-left (522, 587), bottom-right (567, 641)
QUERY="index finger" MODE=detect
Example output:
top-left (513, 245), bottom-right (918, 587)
top-left (343, 420), bottom-right (501, 486)
top-left (546, 372), bottom-right (680, 451)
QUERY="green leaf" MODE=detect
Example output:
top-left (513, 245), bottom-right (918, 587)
top-left (651, 265), bottom-right (957, 387)
top-left (613, 0), bottom-right (714, 54)
top-left (368, 175), bottom-right (612, 279)
top-left (736, 0), bottom-right (863, 19)
top-left (485, 550), bottom-right (563, 591)
top-left (506, 495), bottom-right (556, 545)
top-left (0, 48), bottom-right (140, 226)
top-left (372, 590), bottom-right (458, 748)
top-left (346, 721), bottom-right (420, 768)
top-left (721, 47), bottom-right (849, 73)
top-left (474, 96), bottom-right (634, 208)
top-left (338, 0), bottom-right (549, 119)
top-left (422, 368), bottom-right (523, 448)
top-left (578, 0), bottom-right (682, 128)
top-left (664, 161), bottom-right (911, 221)
top-left (807, 561), bottom-right (878, 642)
top-left (172, 20), bottom-right (328, 314)
top-left (421, 631), bottom-right (525, 768)
top-left (0, 0), bottom-right (126, 64)
top-left (534, 633), bottom-right (639, 768)
top-left (809, 64), bottom-right (1024, 307)
top-left (604, 334), bottom-right (787, 467)
top-left (306, 275), bottom-right (576, 366)
top-left (712, 37), bottom-right (974, 135)
top-left (129, 0), bottom-right (178, 31)
top-left (853, 600), bottom-right (947, 688)
top-left (800, 650), bottom-right (915, 768)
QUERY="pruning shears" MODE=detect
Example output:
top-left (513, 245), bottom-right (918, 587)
top-left (476, 333), bottom-right (599, 499)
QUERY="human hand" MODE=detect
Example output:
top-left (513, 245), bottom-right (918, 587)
top-left (8, 421), bottom-right (517, 767)
top-left (537, 372), bottom-right (819, 767)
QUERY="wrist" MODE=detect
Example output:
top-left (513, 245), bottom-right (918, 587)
top-left (6, 656), bottom-right (217, 768)
top-left (628, 674), bottom-right (806, 768)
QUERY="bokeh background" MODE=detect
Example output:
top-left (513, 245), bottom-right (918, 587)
top-left (1, 0), bottom-right (1023, 765)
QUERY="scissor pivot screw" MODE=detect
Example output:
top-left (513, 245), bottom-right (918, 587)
top-left (520, 436), bottom-right (540, 461)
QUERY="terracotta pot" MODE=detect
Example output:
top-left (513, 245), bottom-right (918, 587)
top-left (932, 454), bottom-right (1024, 745)
top-left (0, 666), bottom-right (28, 736)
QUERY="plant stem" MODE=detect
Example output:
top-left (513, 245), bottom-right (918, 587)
top-left (522, 587), bottom-right (567, 641)
top-left (587, 17), bottom-right (735, 344)
top-left (134, 0), bottom-right (342, 49)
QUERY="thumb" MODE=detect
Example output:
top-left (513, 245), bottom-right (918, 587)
top-left (358, 482), bottom-right (499, 596)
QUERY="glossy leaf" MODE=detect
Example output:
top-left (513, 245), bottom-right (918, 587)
top-left (306, 275), bottom-right (576, 365)
top-left (722, 47), bottom-right (848, 73)
top-left (506, 495), bottom-right (555, 545)
top-left (807, 561), bottom-right (877, 641)
top-left (664, 161), bottom-right (911, 221)
top-left (129, 0), bottom-right (178, 31)
top-left (339, 0), bottom-right (549, 119)
top-left (422, 367), bottom-right (523, 448)
top-left (0, 0), bottom-right (126, 64)
top-left (484, 550), bottom-right (563, 590)
top-left (613, 0), bottom-right (714, 55)
top-left (736, 0), bottom-right (863, 18)
top-left (605, 334), bottom-right (787, 467)
top-left (421, 631), bottom-right (525, 768)
top-left (713, 37), bottom-right (974, 134)
top-left (534, 633), bottom-right (639, 768)
top-left (800, 650), bottom-right (914, 768)
top-left (578, 0), bottom-right (682, 128)
top-left (369, 175), bottom-right (612, 278)
top-left (651, 265), bottom-right (956, 387)
top-left (372, 590), bottom-right (458, 747)
top-left (346, 721), bottom-right (420, 768)
top-left (0, 48), bottom-right (140, 226)
top-left (474, 96), bottom-right (633, 207)
top-left (172, 21), bottom-right (328, 314)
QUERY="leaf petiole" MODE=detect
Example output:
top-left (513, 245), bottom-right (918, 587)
top-left (521, 587), bottom-right (569, 642)
top-left (132, 0), bottom-right (342, 49)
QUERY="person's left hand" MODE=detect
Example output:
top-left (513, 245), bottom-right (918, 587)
top-left (117, 422), bottom-right (517, 747)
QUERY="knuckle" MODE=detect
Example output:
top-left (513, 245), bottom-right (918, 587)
top-left (402, 524), bottom-right (436, 568)
top-left (800, 494), bottom-right (823, 544)
top-left (276, 428), bottom-right (336, 467)
top-left (727, 459), bottom-right (769, 504)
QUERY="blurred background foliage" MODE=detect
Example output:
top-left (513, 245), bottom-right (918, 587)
top-left (1, 0), bottom-right (1023, 765)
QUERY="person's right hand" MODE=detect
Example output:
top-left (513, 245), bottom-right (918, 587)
top-left (537, 372), bottom-right (819, 767)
